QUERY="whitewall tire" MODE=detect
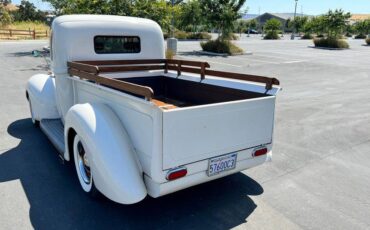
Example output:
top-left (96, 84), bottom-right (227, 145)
top-left (73, 134), bottom-right (100, 198)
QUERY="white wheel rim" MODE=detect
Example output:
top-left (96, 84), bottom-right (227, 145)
top-left (73, 135), bottom-right (93, 192)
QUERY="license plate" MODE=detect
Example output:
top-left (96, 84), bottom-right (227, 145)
top-left (207, 153), bottom-right (237, 176)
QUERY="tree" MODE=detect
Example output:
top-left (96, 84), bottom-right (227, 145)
top-left (199, 0), bottom-right (246, 40)
top-left (264, 18), bottom-right (281, 32)
top-left (264, 18), bottom-right (281, 39)
top-left (0, 0), bottom-right (12, 6)
top-left (354, 19), bottom-right (370, 37)
top-left (248, 19), bottom-right (258, 30)
top-left (0, 5), bottom-right (12, 26)
top-left (178, 0), bottom-right (203, 32)
top-left (132, 0), bottom-right (179, 33)
top-left (13, 0), bottom-right (46, 21)
top-left (234, 20), bottom-right (247, 36)
top-left (310, 16), bottom-right (326, 36)
top-left (323, 9), bottom-right (351, 39)
top-left (288, 16), bottom-right (308, 33)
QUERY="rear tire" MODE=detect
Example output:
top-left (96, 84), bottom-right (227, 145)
top-left (73, 134), bottom-right (100, 199)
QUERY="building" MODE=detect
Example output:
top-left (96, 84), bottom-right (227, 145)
top-left (243, 12), bottom-right (309, 32)
top-left (349, 14), bottom-right (370, 24)
top-left (2, 3), bottom-right (19, 12)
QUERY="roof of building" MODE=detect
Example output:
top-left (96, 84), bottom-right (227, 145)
top-left (3, 3), bottom-right (19, 11)
top-left (264, 13), bottom-right (308, 20)
top-left (350, 14), bottom-right (370, 22)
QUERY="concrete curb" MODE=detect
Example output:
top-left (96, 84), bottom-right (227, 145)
top-left (194, 50), bottom-right (253, 57)
top-left (165, 39), bottom-right (210, 42)
top-left (308, 46), bottom-right (349, 51)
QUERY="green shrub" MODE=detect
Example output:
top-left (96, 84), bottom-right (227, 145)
top-left (264, 31), bottom-right (279, 40)
top-left (316, 34), bottom-right (325, 38)
top-left (175, 31), bottom-right (188, 39)
top-left (345, 32), bottom-right (352, 37)
top-left (164, 31), bottom-right (212, 40)
top-left (355, 34), bottom-right (367, 39)
top-left (201, 39), bottom-right (243, 55)
top-left (166, 49), bottom-right (175, 59)
top-left (186, 32), bottom-right (212, 40)
top-left (313, 38), bottom-right (349, 49)
top-left (366, 38), bottom-right (370, 45)
top-left (301, 33), bottom-right (313, 39)
top-left (230, 34), bottom-right (239, 40)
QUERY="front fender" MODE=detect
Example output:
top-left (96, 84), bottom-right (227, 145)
top-left (64, 103), bottom-right (147, 204)
top-left (26, 74), bottom-right (59, 121)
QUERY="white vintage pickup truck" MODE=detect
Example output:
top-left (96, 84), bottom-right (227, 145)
top-left (26, 15), bottom-right (280, 204)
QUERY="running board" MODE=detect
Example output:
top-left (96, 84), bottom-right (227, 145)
top-left (40, 119), bottom-right (65, 155)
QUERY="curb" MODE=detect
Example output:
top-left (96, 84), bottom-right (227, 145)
top-left (308, 46), bottom-right (349, 51)
top-left (194, 50), bottom-right (253, 57)
top-left (164, 39), bottom-right (210, 42)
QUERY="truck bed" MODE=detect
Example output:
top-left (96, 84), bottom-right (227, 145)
top-left (121, 76), bottom-right (267, 108)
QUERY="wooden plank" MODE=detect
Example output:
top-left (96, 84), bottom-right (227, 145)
top-left (68, 69), bottom-right (154, 99)
top-left (78, 59), bottom-right (166, 66)
top-left (168, 59), bottom-right (210, 68)
top-left (67, 62), bottom-right (100, 74)
top-left (205, 69), bottom-right (280, 89)
top-left (68, 69), bottom-right (100, 81)
top-left (167, 65), bottom-right (201, 75)
top-left (98, 65), bottom-right (165, 73)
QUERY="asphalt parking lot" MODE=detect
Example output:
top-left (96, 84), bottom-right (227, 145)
top-left (1, 37), bottom-right (370, 230)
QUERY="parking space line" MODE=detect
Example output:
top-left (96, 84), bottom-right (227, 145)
top-left (177, 56), bottom-right (243, 67)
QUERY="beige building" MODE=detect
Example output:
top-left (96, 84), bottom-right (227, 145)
top-left (349, 14), bottom-right (370, 24)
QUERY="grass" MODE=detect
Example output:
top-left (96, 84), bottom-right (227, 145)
top-left (0, 21), bottom-right (50, 40)
top-left (200, 39), bottom-right (243, 55)
top-left (313, 38), bottom-right (349, 49)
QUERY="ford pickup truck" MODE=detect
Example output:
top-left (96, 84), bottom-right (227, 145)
top-left (26, 15), bottom-right (281, 204)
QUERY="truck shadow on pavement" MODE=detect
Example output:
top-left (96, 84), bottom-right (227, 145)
top-left (0, 119), bottom-right (264, 230)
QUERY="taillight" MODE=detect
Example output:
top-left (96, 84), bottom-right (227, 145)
top-left (166, 168), bottom-right (187, 181)
top-left (253, 148), bottom-right (268, 157)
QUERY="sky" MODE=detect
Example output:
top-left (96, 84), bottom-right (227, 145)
top-left (11, 0), bottom-right (370, 15)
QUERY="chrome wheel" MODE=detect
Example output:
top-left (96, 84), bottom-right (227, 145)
top-left (77, 141), bottom-right (91, 184)
top-left (73, 135), bottom-right (93, 192)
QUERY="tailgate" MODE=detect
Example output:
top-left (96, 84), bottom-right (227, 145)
top-left (162, 96), bottom-right (276, 169)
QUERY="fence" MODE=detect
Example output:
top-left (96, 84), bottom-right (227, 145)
top-left (0, 28), bottom-right (49, 39)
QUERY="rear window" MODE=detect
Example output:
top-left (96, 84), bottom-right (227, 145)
top-left (94, 36), bottom-right (141, 54)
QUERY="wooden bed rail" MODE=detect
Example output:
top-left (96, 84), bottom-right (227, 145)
top-left (67, 59), bottom-right (279, 100)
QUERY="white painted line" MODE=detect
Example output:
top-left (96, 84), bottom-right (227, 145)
top-left (283, 60), bottom-right (305, 64)
top-left (229, 56), bottom-right (280, 64)
top-left (177, 55), bottom-right (243, 67)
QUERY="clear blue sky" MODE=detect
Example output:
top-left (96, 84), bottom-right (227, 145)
top-left (247, 0), bottom-right (370, 15)
top-left (12, 0), bottom-right (370, 15)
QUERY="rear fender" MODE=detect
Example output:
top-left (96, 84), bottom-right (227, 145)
top-left (64, 103), bottom-right (147, 204)
top-left (26, 74), bottom-right (59, 121)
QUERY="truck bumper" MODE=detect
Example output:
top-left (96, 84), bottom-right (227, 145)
top-left (145, 151), bottom-right (271, 198)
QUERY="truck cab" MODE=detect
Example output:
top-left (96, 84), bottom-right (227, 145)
top-left (26, 15), bottom-right (280, 204)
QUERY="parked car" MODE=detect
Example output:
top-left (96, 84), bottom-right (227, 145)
top-left (246, 29), bottom-right (259, 34)
top-left (26, 15), bottom-right (281, 204)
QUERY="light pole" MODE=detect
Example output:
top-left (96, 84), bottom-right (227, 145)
top-left (167, 0), bottom-right (178, 55)
top-left (291, 0), bottom-right (298, 40)
top-left (171, 0), bottom-right (174, 38)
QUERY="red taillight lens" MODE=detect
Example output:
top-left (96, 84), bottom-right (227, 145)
top-left (253, 148), bottom-right (268, 157)
top-left (166, 168), bottom-right (187, 181)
